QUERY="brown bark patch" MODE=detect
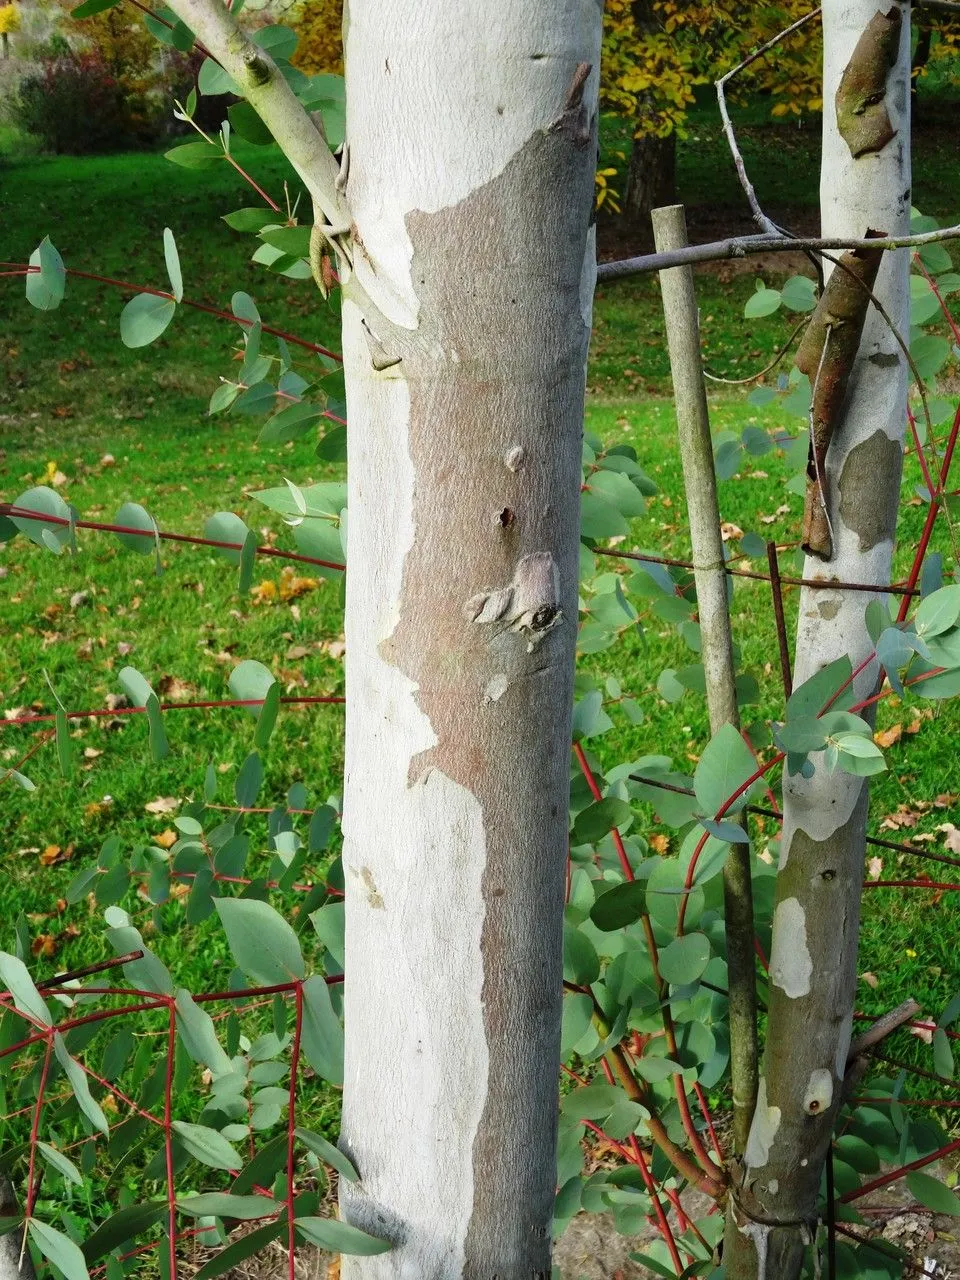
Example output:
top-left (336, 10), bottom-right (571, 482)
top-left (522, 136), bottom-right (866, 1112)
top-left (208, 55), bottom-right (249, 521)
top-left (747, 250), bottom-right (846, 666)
top-left (795, 239), bottom-right (886, 560)
top-left (835, 6), bottom-right (902, 158)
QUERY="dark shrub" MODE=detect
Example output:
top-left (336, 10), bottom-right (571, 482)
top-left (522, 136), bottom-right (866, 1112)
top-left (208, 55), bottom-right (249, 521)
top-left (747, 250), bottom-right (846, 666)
top-left (13, 50), bottom-right (163, 153)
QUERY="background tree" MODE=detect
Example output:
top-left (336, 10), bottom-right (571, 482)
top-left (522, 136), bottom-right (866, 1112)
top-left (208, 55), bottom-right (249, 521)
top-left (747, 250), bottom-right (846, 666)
top-left (723, 2), bottom-right (913, 1275)
top-left (600, 0), bottom-right (821, 234)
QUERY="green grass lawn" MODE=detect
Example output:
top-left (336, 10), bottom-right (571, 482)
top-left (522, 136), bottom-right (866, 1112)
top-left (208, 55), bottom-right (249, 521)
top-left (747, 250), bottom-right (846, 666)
top-left (0, 102), bottom-right (959, 1201)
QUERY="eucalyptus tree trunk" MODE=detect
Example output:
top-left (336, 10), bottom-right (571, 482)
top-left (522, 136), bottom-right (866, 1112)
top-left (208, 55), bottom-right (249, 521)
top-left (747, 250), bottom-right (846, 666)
top-left (724, 3), bottom-right (911, 1277)
top-left (335, 3), bottom-right (603, 1276)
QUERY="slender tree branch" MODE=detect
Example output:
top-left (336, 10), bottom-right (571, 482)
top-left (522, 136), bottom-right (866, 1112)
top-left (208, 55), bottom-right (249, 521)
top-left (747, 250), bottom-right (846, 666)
top-left (704, 316), bottom-right (807, 385)
top-left (160, 0), bottom-right (348, 235)
top-left (597, 223), bottom-right (960, 280)
top-left (715, 7), bottom-right (823, 235)
top-left (846, 999), bottom-right (922, 1061)
top-left (1, 264), bottom-right (342, 361)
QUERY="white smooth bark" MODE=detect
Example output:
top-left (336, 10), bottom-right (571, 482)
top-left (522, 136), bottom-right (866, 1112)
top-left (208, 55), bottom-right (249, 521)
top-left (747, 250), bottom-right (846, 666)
top-left (337, 3), bottom-right (603, 1276)
top-left (727, 4), bottom-right (911, 1277)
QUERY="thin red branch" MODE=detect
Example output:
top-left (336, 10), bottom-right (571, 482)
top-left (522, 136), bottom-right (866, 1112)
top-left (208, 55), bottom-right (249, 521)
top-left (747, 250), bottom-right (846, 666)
top-left (1, 693), bottom-right (344, 729)
top-left (0, 504), bottom-right (345, 573)
top-left (0, 728), bottom-right (54, 786)
top-left (914, 252), bottom-right (960, 347)
top-left (124, 0), bottom-right (213, 58)
top-left (25, 1034), bottom-right (53, 1219)
top-left (592, 545), bottom-right (919, 596)
top-left (573, 742), bottom-right (633, 880)
top-left (164, 1002), bottom-right (179, 1280)
top-left (0, 1001), bottom-right (167, 1061)
top-left (898, 400), bottom-right (960, 622)
top-left (286, 982), bottom-right (303, 1280)
top-left (37, 950), bottom-right (145, 990)
top-left (692, 1081), bottom-right (724, 1164)
top-left (841, 1136), bottom-right (960, 1202)
top-left (628, 1135), bottom-right (686, 1274)
top-left (864, 879), bottom-right (960, 891)
top-left (2, 265), bottom-right (341, 362)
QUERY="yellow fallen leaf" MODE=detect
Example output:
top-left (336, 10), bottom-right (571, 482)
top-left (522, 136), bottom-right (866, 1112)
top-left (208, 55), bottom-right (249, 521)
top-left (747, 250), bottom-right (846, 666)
top-left (154, 829), bottom-right (178, 850)
top-left (249, 579), bottom-right (278, 606)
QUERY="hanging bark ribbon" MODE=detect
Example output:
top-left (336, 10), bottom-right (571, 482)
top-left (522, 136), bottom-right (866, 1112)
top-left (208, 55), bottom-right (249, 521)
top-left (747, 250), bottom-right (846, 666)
top-left (795, 236), bottom-right (886, 559)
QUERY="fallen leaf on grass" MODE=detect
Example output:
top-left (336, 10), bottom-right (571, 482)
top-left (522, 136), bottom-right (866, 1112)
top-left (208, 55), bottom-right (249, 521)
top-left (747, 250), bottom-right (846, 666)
top-left (720, 522), bottom-right (744, 542)
top-left (156, 675), bottom-right (195, 701)
top-left (939, 824), bottom-right (960, 854)
top-left (874, 724), bottom-right (902, 748)
top-left (250, 566), bottom-right (321, 607)
top-left (760, 503), bottom-right (791, 526)
top-left (649, 834), bottom-right (670, 855)
top-left (861, 972), bottom-right (879, 989)
top-left (867, 856), bottom-right (883, 880)
top-left (880, 804), bottom-right (926, 831)
top-left (145, 796), bottom-right (178, 815)
top-left (154, 829), bottom-right (178, 849)
top-left (39, 844), bottom-right (74, 867)
top-left (250, 580), bottom-right (278, 606)
top-left (31, 934), bottom-right (56, 958)
top-left (910, 1023), bottom-right (933, 1045)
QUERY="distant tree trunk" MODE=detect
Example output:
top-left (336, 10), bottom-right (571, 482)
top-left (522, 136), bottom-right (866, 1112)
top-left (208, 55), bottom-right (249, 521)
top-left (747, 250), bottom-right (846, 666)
top-left (623, 129), bottom-right (677, 237)
top-left (723, 2), bottom-right (911, 1277)
top-left (336, 2), bottom-right (603, 1276)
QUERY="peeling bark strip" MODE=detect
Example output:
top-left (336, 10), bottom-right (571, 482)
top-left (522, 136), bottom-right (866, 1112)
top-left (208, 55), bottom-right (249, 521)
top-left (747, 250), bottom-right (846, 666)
top-left (722, 2), bottom-right (911, 1276)
top-left (795, 238), bottom-right (885, 559)
top-left (337, 4), bottom-right (603, 1277)
top-left (835, 5), bottom-right (902, 158)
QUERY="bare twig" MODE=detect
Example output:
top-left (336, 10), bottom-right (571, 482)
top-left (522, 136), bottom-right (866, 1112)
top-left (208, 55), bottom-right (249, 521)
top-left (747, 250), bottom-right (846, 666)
top-left (715, 8), bottom-right (823, 235)
top-left (597, 223), bottom-right (960, 280)
top-left (847, 999), bottom-right (922, 1061)
top-left (767, 541), bottom-right (793, 697)
top-left (36, 952), bottom-right (146, 990)
top-left (161, 0), bottom-right (348, 239)
top-left (704, 316), bottom-right (807, 384)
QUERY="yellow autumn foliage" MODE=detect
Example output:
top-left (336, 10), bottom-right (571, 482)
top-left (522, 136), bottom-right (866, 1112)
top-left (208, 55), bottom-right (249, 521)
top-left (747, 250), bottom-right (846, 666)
top-left (0, 3), bottom-right (21, 36)
top-left (602, 0), bottom-right (822, 139)
top-left (291, 0), bottom-right (342, 75)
